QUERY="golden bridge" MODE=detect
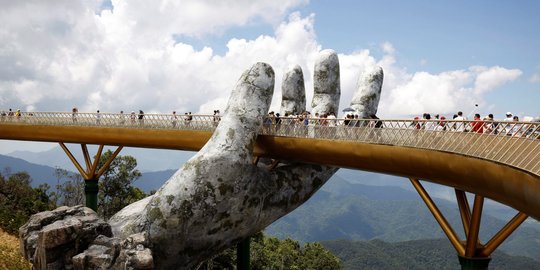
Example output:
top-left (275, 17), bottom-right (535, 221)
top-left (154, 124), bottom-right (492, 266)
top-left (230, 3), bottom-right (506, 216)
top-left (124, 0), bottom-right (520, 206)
top-left (1, 112), bottom-right (539, 269)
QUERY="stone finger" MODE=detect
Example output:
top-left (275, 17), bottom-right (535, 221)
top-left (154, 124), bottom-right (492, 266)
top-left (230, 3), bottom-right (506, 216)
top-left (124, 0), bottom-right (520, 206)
top-left (311, 49), bottom-right (340, 115)
top-left (280, 65), bottom-right (306, 115)
top-left (350, 66), bottom-right (384, 118)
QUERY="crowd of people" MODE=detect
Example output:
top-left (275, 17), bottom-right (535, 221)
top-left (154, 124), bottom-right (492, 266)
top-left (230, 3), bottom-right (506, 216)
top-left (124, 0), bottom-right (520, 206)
top-left (2, 107), bottom-right (539, 139)
top-left (408, 111), bottom-right (539, 138)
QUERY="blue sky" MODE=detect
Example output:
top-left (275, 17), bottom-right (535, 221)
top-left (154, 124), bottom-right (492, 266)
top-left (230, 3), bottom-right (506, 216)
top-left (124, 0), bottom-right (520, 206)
top-left (1, 0), bottom-right (539, 153)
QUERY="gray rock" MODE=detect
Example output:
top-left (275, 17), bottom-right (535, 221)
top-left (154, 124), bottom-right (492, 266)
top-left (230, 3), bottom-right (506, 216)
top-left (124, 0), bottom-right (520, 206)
top-left (350, 66), bottom-right (384, 118)
top-left (19, 205), bottom-right (112, 270)
top-left (312, 49), bottom-right (340, 115)
top-left (281, 65), bottom-right (306, 115)
top-left (20, 205), bottom-right (154, 270)
top-left (73, 233), bottom-right (153, 270)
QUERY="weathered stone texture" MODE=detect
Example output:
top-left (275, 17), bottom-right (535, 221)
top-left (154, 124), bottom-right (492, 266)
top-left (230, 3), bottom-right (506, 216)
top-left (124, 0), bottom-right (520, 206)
top-left (73, 233), bottom-right (153, 270)
top-left (281, 65), bottom-right (306, 115)
top-left (20, 205), bottom-right (154, 270)
top-left (312, 49), bottom-right (340, 115)
top-left (19, 205), bottom-right (112, 270)
top-left (350, 66), bottom-right (384, 118)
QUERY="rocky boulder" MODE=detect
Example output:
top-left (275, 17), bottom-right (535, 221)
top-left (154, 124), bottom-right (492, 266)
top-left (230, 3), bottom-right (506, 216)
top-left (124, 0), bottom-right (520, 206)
top-left (19, 205), bottom-right (153, 270)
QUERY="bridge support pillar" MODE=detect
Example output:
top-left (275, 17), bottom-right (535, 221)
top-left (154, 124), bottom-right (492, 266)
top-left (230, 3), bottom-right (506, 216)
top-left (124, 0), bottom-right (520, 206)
top-left (410, 178), bottom-right (529, 270)
top-left (237, 238), bottom-right (250, 270)
top-left (458, 255), bottom-right (491, 270)
top-left (84, 179), bottom-right (99, 211)
top-left (59, 143), bottom-right (123, 213)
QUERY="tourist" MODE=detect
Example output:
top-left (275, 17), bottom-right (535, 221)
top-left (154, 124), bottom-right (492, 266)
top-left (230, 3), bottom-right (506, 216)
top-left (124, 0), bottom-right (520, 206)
top-left (434, 116), bottom-right (447, 131)
top-left (503, 112), bottom-right (514, 135)
top-left (130, 111), bottom-right (136, 125)
top-left (171, 111), bottom-right (178, 128)
top-left (483, 114), bottom-right (496, 134)
top-left (96, 110), bottom-right (101, 124)
top-left (186, 112), bottom-right (193, 126)
top-left (138, 110), bottom-right (144, 125)
top-left (471, 113), bottom-right (484, 133)
top-left (411, 116), bottom-right (421, 129)
top-left (510, 115), bottom-right (523, 137)
top-left (454, 111), bottom-right (467, 132)
top-left (423, 113), bottom-right (437, 130)
top-left (72, 107), bottom-right (78, 123)
top-left (275, 113), bottom-right (282, 134)
top-left (119, 110), bottom-right (125, 125)
top-left (263, 111), bottom-right (274, 133)
top-left (213, 110), bottom-right (220, 127)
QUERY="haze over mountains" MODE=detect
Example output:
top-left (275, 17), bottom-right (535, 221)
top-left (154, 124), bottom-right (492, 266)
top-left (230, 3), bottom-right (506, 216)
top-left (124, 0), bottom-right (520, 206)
top-left (1, 146), bottom-right (539, 265)
top-left (7, 144), bottom-right (195, 172)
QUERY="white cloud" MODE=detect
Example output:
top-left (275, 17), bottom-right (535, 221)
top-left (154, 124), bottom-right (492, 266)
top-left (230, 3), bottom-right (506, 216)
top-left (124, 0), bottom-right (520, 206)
top-left (529, 74), bottom-right (540, 83)
top-left (381, 42), bottom-right (395, 55)
top-left (0, 1), bottom-right (524, 121)
top-left (471, 66), bottom-right (522, 94)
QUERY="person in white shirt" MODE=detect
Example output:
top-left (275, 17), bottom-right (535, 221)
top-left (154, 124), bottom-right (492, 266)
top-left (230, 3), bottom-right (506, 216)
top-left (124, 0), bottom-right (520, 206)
top-left (454, 111), bottom-right (467, 131)
top-left (503, 112), bottom-right (514, 135)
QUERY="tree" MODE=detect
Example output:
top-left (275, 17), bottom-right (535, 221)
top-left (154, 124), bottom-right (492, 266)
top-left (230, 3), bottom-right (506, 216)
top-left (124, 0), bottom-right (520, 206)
top-left (197, 232), bottom-right (343, 270)
top-left (52, 168), bottom-right (85, 207)
top-left (300, 242), bottom-right (342, 270)
top-left (97, 150), bottom-right (144, 219)
top-left (0, 171), bottom-right (55, 234)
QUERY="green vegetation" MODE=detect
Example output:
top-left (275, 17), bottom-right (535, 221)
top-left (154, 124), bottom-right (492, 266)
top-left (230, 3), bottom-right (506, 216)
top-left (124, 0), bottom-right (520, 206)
top-left (51, 168), bottom-right (85, 206)
top-left (266, 177), bottom-right (540, 261)
top-left (0, 171), bottom-right (55, 234)
top-left (97, 150), bottom-right (146, 219)
top-left (322, 238), bottom-right (540, 270)
top-left (198, 232), bottom-right (343, 270)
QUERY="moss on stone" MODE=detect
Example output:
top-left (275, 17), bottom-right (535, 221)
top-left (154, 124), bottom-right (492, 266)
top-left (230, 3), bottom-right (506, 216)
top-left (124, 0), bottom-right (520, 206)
top-left (147, 207), bottom-right (164, 223)
top-left (179, 200), bottom-right (193, 220)
top-left (361, 93), bottom-right (377, 104)
top-left (166, 195), bottom-right (174, 205)
top-left (218, 183), bottom-right (234, 196)
top-left (227, 128), bottom-right (235, 140)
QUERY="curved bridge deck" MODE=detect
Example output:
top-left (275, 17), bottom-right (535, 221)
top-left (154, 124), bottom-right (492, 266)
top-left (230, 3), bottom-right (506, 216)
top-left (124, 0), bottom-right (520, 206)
top-left (1, 112), bottom-right (539, 219)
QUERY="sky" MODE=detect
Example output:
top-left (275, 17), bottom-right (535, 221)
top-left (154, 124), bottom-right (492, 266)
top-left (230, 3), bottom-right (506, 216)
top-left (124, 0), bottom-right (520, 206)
top-left (1, 0), bottom-right (539, 153)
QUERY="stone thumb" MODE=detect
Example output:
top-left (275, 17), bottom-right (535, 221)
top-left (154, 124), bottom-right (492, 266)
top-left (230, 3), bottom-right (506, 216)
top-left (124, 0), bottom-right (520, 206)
top-left (202, 62), bottom-right (275, 158)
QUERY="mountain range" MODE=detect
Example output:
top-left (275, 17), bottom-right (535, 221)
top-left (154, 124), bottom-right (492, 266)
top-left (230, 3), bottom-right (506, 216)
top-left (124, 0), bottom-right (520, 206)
top-left (1, 146), bottom-right (539, 265)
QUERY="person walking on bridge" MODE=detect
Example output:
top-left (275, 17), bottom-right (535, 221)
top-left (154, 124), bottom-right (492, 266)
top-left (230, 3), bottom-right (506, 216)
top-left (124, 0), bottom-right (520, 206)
top-left (471, 113), bottom-right (484, 133)
top-left (171, 111), bottom-right (178, 128)
top-left (454, 111), bottom-right (467, 132)
top-left (96, 110), bottom-right (101, 125)
top-left (138, 110), bottom-right (144, 125)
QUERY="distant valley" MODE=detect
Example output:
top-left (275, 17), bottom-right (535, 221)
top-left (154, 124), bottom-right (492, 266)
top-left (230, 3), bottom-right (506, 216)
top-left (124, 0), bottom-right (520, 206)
top-left (1, 149), bottom-right (539, 264)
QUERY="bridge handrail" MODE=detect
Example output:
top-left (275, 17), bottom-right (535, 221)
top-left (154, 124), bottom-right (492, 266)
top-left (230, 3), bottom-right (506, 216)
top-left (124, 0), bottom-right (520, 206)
top-left (1, 112), bottom-right (539, 176)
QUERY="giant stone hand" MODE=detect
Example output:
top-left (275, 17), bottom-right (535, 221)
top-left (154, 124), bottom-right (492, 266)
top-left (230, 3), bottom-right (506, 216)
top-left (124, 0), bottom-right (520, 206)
top-left (20, 50), bottom-right (384, 270)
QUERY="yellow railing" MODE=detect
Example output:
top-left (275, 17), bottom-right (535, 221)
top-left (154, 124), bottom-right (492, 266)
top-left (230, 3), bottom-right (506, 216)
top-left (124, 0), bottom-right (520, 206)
top-left (1, 112), bottom-right (539, 176)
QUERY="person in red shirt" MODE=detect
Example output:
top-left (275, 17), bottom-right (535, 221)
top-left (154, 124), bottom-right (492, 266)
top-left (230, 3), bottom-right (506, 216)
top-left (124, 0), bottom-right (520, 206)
top-left (471, 113), bottom-right (484, 133)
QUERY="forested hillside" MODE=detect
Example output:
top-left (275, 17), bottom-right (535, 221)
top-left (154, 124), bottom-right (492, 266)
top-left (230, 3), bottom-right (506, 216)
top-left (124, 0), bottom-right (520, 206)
top-left (322, 238), bottom-right (539, 270)
top-left (266, 175), bottom-right (540, 261)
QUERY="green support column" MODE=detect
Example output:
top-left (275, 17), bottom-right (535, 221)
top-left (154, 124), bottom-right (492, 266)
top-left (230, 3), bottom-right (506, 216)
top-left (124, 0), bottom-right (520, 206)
top-left (458, 255), bottom-right (491, 270)
top-left (84, 179), bottom-right (99, 212)
top-left (237, 237), bottom-right (250, 270)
